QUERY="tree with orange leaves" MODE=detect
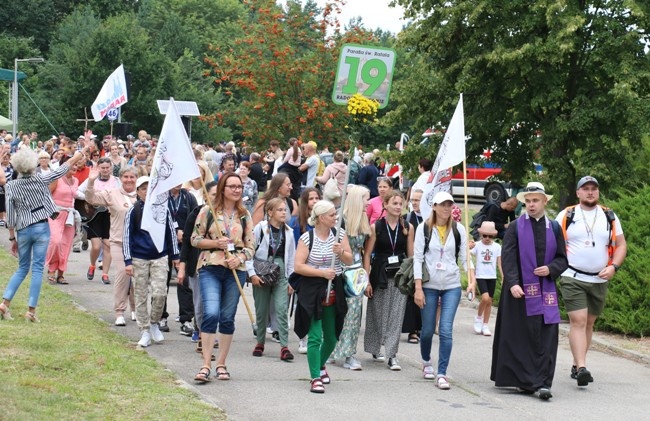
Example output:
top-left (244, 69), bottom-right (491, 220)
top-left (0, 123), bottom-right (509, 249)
top-left (203, 0), bottom-right (378, 150)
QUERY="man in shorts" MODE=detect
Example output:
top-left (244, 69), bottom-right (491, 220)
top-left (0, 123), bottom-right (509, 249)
top-left (556, 176), bottom-right (627, 387)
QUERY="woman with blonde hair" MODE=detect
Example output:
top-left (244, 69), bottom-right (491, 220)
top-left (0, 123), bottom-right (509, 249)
top-left (183, 161), bottom-right (214, 206)
top-left (35, 150), bottom-right (52, 175)
top-left (293, 200), bottom-right (353, 393)
top-left (248, 197), bottom-right (296, 361)
top-left (329, 185), bottom-right (371, 370)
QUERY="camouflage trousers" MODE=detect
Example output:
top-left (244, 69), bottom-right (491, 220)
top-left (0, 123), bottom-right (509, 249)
top-left (132, 256), bottom-right (169, 331)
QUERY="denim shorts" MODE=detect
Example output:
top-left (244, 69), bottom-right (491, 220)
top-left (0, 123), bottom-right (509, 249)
top-left (198, 265), bottom-right (246, 335)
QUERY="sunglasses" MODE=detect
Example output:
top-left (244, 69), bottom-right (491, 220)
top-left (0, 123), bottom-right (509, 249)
top-left (482, 235), bottom-right (495, 239)
top-left (522, 186), bottom-right (545, 193)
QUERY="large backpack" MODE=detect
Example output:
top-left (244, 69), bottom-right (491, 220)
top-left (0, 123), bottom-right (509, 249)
top-left (561, 205), bottom-right (617, 264)
top-left (469, 201), bottom-right (498, 240)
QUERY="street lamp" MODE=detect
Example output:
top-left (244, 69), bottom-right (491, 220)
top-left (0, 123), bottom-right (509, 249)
top-left (12, 57), bottom-right (45, 139)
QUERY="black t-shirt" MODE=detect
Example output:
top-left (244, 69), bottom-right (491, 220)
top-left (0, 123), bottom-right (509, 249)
top-left (266, 224), bottom-right (285, 258)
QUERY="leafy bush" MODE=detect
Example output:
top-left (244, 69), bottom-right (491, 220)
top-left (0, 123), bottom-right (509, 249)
top-left (593, 186), bottom-right (650, 337)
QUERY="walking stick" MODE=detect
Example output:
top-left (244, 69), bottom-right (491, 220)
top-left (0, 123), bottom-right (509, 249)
top-left (199, 180), bottom-right (258, 336)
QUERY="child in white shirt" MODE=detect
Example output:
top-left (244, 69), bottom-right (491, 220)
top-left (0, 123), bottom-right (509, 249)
top-left (469, 221), bottom-right (503, 336)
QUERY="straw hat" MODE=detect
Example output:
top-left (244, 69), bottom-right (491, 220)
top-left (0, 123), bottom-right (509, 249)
top-left (516, 182), bottom-right (553, 202)
top-left (477, 221), bottom-right (498, 236)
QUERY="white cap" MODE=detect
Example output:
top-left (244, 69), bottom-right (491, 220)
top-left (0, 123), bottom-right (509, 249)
top-left (432, 191), bottom-right (454, 205)
top-left (136, 176), bottom-right (150, 189)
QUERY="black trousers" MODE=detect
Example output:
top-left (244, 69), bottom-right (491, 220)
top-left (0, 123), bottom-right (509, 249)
top-left (161, 257), bottom-right (194, 323)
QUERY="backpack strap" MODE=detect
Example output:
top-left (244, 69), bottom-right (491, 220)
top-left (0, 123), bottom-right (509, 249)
top-left (451, 221), bottom-right (461, 261)
top-left (308, 227), bottom-right (338, 252)
top-left (423, 222), bottom-right (431, 255)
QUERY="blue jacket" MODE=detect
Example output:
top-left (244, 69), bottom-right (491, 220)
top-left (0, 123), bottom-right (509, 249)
top-left (123, 200), bottom-right (179, 266)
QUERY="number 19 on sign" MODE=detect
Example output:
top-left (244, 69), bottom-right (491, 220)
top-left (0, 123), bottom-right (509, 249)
top-left (332, 44), bottom-right (396, 109)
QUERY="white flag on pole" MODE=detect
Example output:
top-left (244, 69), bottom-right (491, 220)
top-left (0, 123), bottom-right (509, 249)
top-left (142, 98), bottom-right (200, 252)
top-left (420, 94), bottom-right (465, 219)
top-left (91, 64), bottom-right (129, 121)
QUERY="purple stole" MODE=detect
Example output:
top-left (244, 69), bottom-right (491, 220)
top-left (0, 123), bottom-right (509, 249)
top-left (517, 214), bottom-right (560, 324)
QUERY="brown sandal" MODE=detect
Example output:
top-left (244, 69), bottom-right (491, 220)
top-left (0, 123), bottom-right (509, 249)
top-left (56, 276), bottom-right (69, 285)
top-left (194, 366), bottom-right (211, 383)
top-left (215, 365), bottom-right (230, 381)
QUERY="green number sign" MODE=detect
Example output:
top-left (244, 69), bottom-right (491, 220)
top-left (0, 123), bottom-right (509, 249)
top-left (332, 44), bottom-right (396, 109)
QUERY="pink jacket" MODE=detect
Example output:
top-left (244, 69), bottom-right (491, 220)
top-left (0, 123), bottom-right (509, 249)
top-left (315, 162), bottom-right (347, 193)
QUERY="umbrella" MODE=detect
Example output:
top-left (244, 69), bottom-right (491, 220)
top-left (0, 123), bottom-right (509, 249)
top-left (0, 115), bottom-right (12, 131)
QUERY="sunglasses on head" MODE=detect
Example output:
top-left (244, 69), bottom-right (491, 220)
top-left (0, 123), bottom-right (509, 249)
top-left (482, 234), bottom-right (495, 239)
top-left (523, 186), bottom-right (544, 193)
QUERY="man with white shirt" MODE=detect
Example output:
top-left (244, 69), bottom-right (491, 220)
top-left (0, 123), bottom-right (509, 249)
top-left (556, 176), bottom-right (627, 387)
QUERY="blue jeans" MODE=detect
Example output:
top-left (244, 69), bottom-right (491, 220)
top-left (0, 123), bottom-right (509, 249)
top-left (420, 287), bottom-right (461, 376)
top-left (3, 221), bottom-right (50, 308)
top-left (199, 265), bottom-right (246, 335)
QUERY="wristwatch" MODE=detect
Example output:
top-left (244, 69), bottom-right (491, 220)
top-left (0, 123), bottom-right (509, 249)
top-left (612, 263), bottom-right (621, 272)
top-left (8, 237), bottom-right (15, 241)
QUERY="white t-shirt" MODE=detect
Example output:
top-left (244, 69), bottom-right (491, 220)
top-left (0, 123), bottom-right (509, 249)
top-left (304, 155), bottom-right (320, 187)
top-left (556, 205), bottom-right (623, 283)
top-left (470, 241), bottom-right (501, 279)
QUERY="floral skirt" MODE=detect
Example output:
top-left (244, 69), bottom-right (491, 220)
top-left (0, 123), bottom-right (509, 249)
top-left (331, 294), bottom-right (363, 359)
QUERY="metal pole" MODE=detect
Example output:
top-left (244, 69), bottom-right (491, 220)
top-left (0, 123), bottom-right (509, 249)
top-left (12, 58), bottom-right (18, 139)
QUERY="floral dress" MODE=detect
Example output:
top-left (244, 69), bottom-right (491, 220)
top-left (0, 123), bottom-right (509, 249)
top-left (331, 233), bottom-right (367, 360)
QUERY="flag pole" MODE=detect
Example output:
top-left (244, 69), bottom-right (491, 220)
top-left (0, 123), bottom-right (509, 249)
top-left (199, 179), bottom-right (258, 336)
top-left (462, 158), bottom-right (472, 290)
top-left (325, 139), bottom-right (355, 298)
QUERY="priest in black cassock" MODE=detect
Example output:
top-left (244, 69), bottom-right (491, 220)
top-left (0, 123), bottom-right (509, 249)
top-left (490, 182), bottom-right (568, 400)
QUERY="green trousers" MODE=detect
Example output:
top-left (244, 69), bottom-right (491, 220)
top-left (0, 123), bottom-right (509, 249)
top-left (307, 305), bottom-right (337, 379)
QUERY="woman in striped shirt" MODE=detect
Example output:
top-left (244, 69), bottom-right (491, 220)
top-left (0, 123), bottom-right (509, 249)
top-left (1, 147), bottom-right (87, 322)
top-left (293, 200), bottom-right (353, 393)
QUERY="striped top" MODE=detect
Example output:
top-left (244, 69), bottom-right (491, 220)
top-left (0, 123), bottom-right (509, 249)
top-left (5, 164), bottom-right (71, 231)
top-left (299, 228), bottom-right (346, 275)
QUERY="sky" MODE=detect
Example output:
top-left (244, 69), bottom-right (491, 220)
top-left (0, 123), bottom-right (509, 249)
top-left (314, 0), bottom-right (408, 34)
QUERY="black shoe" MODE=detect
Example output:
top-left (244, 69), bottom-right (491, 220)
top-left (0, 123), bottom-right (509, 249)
top-left (536, 387), bottom-right (553, 400)
top-left (179, 322), bottom-right (193, 336)
top-left (271, 331), bottom-right (280, 343)
top-left (159, 318), bottom-right (170, 332)
top-left (82, 241), bottom-right (89, 251)
top-left (570, 365), bottom-right (578, 379)
top-left (576, 367), bottom-right (593, 386)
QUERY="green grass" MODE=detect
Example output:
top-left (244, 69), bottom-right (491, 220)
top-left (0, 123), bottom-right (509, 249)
top-left (0, 250), bottom-right (224, 421)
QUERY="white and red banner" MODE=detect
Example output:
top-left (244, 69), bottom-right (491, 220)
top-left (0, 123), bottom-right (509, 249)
top-left (91, 64), bottom-right (128, 121)
top-left (420, 94), bottom-right (465, 219)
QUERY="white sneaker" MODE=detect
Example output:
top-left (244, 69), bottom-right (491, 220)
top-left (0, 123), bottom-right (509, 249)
top-left (388, 357), bottom-right (401, 371)
top-left (473, 316), bottom-right (484, 334)
top-left (343, 356), bottom-right (362, 371)
top-left (115, 316), bottom-right (126, 326)
top-left (298, 338), bottom-right (308, 354)
top-left (266, 327), bottom-right (274, 334)
top-left (138, 331), bottom-right (151, 347)
top-left (326, 356), bottom-right (336, 365)
top-left (481, 324), bottom-right (492, 336)
top-left (131, 311), bottom-right (137, 321)
top-left (373, 353), bottom-right (385, 362)
top-left (423, 363), bottom-right (435, 379)
top-left (150, 323), bottom-right (165, 343)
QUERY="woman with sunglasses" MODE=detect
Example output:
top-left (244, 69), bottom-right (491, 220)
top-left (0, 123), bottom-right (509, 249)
top-left (366, 177), bottom-right (392, 224)
top-left (413, 192), bottom-right (474, 390)
top-left (248, 197), bottom-right (296, 361)
top-left (191, 172), bottom-right (254, 383)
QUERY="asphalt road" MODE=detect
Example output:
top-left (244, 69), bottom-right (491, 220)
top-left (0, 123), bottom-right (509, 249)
top-left (9, 231), bottom-right (650, 420)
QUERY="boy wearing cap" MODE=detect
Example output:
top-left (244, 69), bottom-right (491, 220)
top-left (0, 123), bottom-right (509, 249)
top-left (555, 176), bottom-right (626, 387)
top-left (123, 176), bottom-right (180, 347)
top-left (491, 182), bottom-right (568, 400)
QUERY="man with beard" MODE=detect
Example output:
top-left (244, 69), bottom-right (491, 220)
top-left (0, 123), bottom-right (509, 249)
top-left (556, 176), bottom-right (626, 387)
top-left (491, 182), bottom-right (568, 400)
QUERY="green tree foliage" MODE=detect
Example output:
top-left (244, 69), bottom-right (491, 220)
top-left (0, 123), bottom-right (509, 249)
top-left (594, 186), bottom-right (650, 336)
top-left (393, 0), bottom-right (650, 208)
